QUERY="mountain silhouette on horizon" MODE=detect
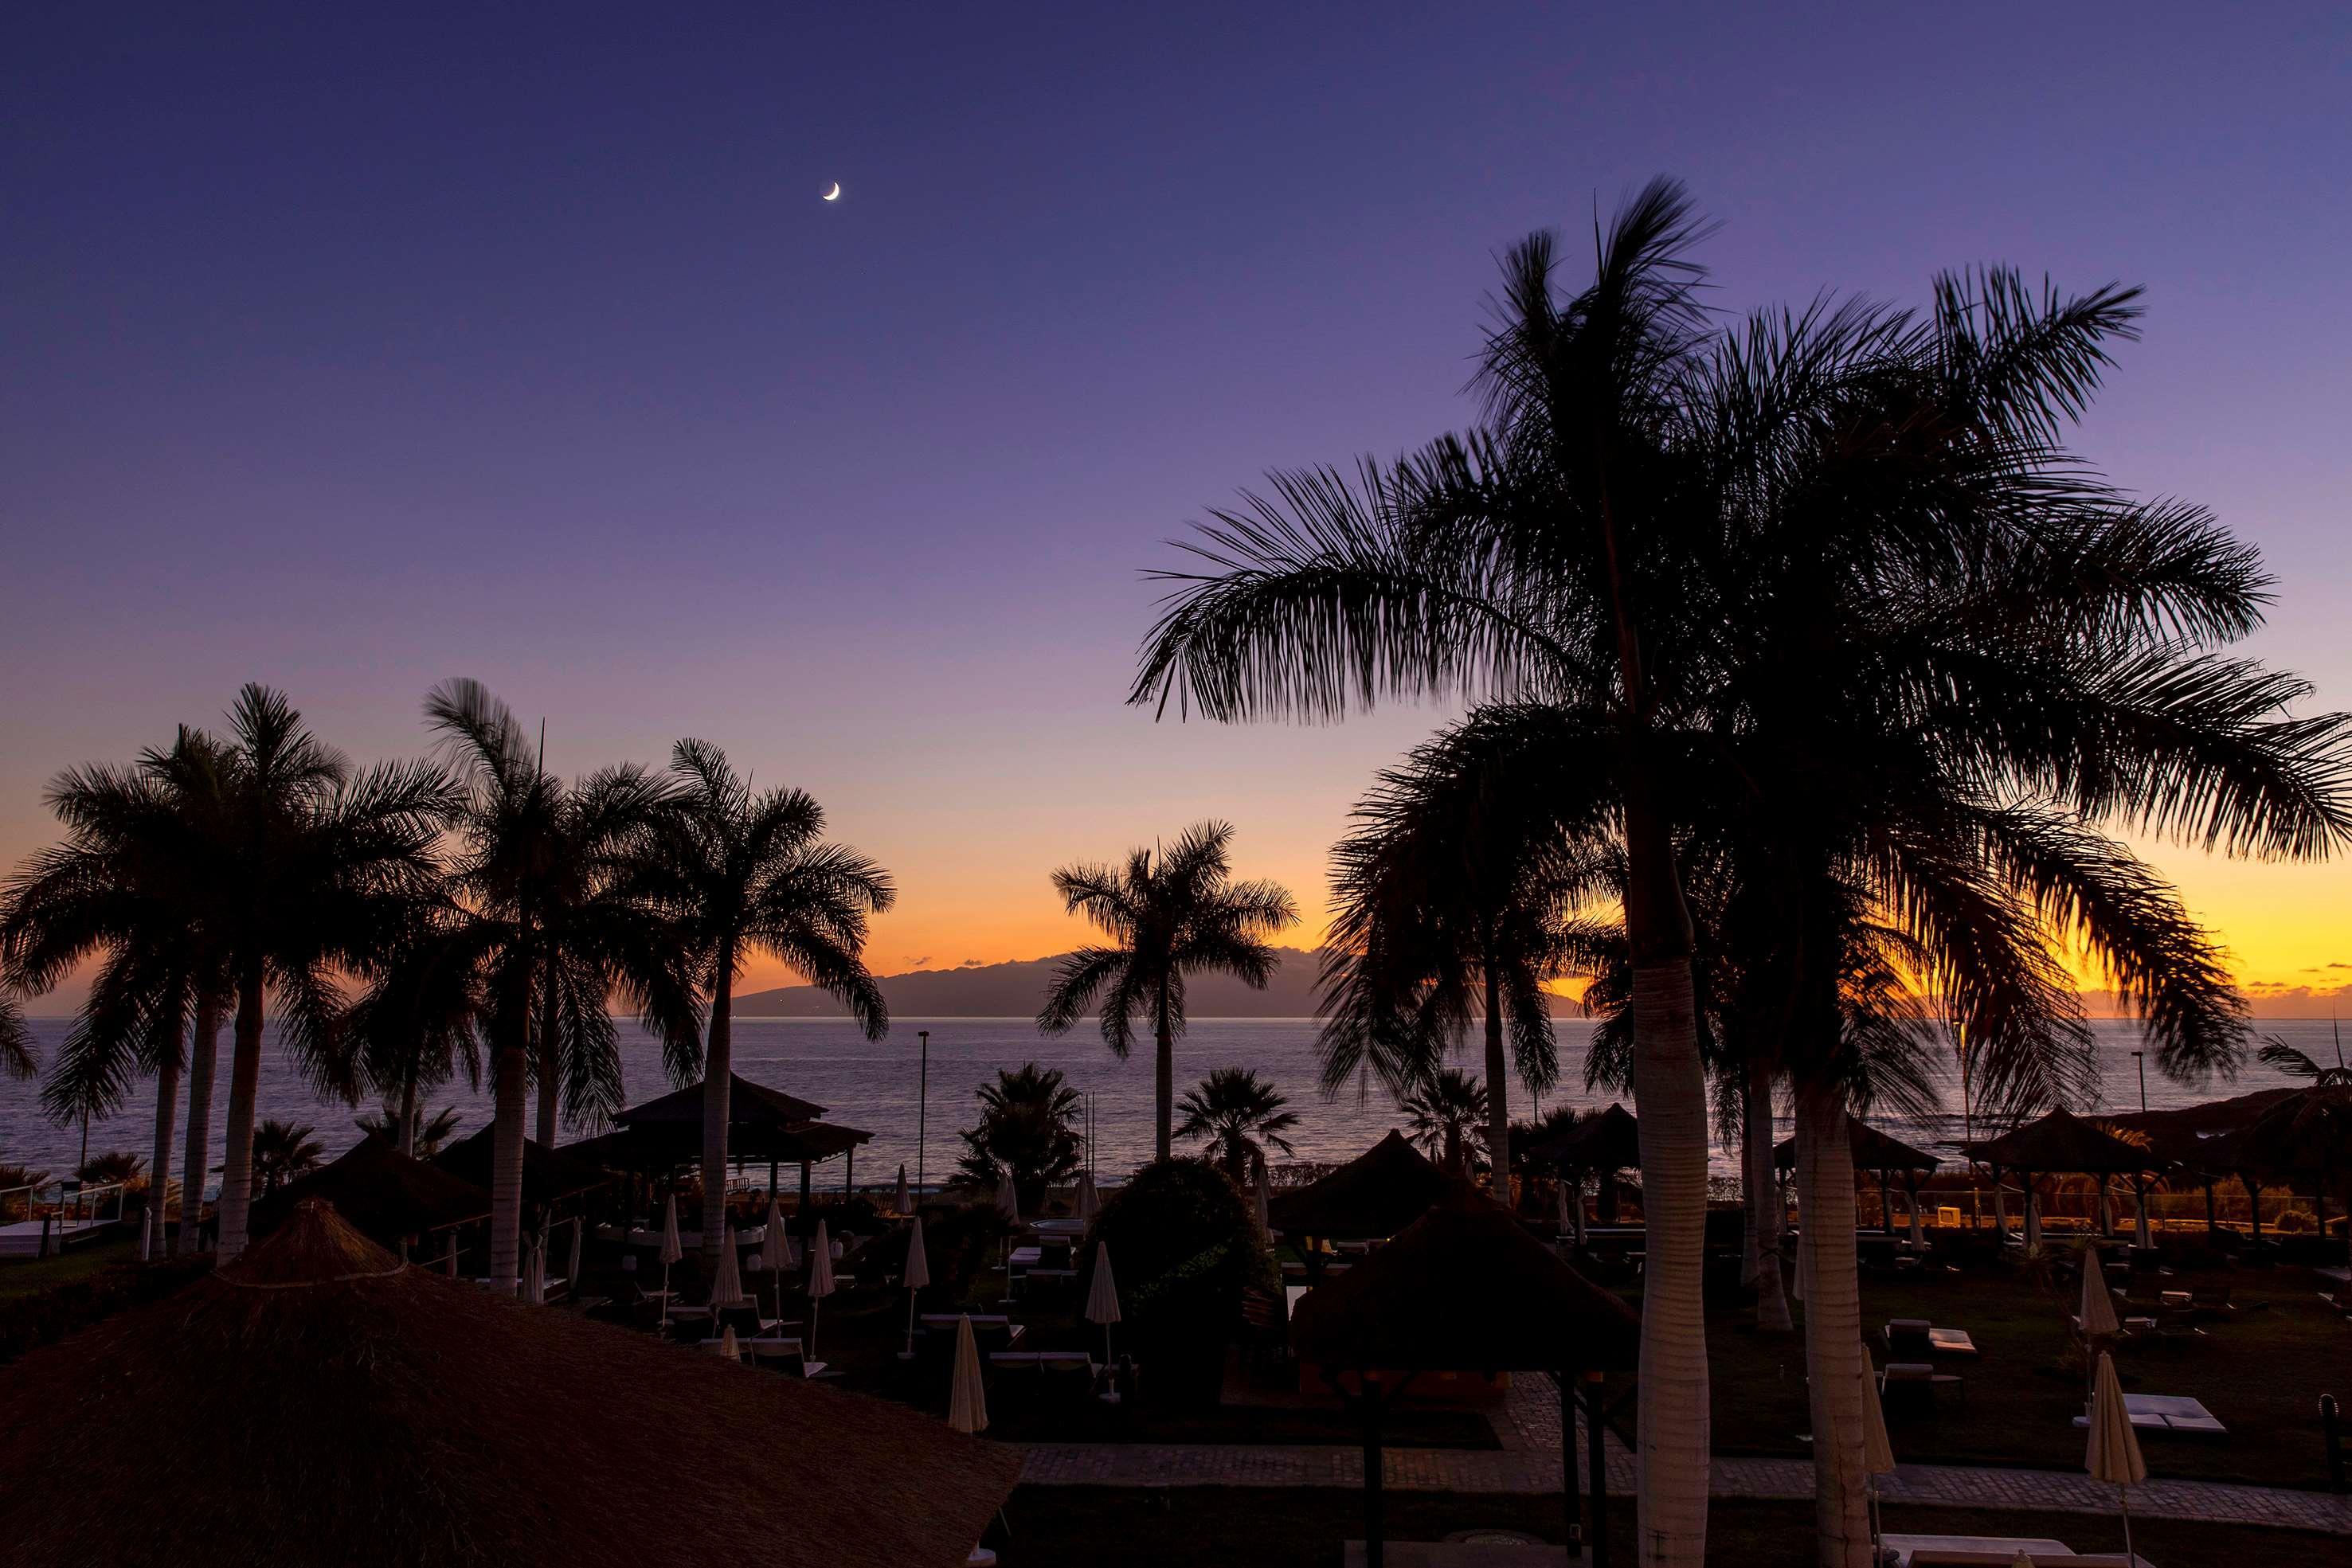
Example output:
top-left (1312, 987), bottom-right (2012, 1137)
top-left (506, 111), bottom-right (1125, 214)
top-left (733, 947), bottom-right (1333, 1019)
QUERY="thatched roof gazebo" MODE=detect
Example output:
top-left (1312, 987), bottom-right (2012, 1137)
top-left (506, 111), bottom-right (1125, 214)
top-left (1527, 1102), bottom-right (1641, 1174)
top-left (1266, 1130), bottom-right (1455, 1246)
top-left (2197, 1088), bottom-right (2352, 1253)
top-left (0, 1201), bottom-right (1021, 1566)
top-left (1292, 1189), bottom-right (1638, 1566)
top-left (250, 1134), bottom-right (488, 1249)
top-left (431, 1127), bottom-right (611, 1208)
top-left (1959, 1109), bottom-right (2165, 1247)
top-left (587, 1073), bottom-right (876, 1229)
top-left (1775, 1120), bottom-right (1942, 1241)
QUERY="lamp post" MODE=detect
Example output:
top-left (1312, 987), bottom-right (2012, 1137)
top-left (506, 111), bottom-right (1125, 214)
top-left (2132, 1050), bottom-right (2147, 1115)
top-left (915, 1030), bottom-right (929, 1199)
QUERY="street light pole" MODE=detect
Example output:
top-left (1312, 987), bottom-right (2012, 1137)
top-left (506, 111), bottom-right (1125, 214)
top-left (2133, 1050), bottom-right (2147, 1115)
top-left (915, 1030), bottom-right (929, 1199)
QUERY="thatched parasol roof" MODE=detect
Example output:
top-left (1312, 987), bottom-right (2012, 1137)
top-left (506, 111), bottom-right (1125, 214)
top-left (616, 1072), bottom-right (828, 1129)
top-left (1773, 1120), bottom-right (1941, 1175)
top-left (2106, 1088), bottom-right (2299, 1170)
top-left (431, 1127), bottom-right (612, 1206)
top-left (1291, 1186), bottom-right (1638, 1373)
top-left (1526, 1103), bottom-right (1642, 1172)
top-left (0, 1200), bottom-right (1020, 1567)
top-left (2198, 1088), bottom-right (2352, 1186)
top-left (1267, 1130), bottom-right (1456, 1239)
top-left (251, 1134), bottom-right (489, 1245)
top-left (1958, 1108), bottom-right (2162, 1175)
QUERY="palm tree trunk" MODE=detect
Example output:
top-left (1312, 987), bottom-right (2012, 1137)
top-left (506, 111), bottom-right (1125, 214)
top-left (397, 1066), bottom-right (419, 1159)
top-left (144, 1047), bottom-right (181, 1261)
top-left (487, 1033), bottom-right (530, 1291)
top-left (535, 975), bottom-right (560, 1148)
top-left (174, 993), bottom-right (220, 1257)
top-left (213, 969), bottom-right (267, 1260)
top-left (1483, 968), bottom-right (1512, 1206)
top-left (1153, 987), bottom-right (1173, 1163)
top-left (1794, 1077), bottom-right (1873, 1568)
top-left (1747, 1054), bottom-right (1790, 1332)
top-left (702, 953), bottom-right (735, 1267)
top-left (1622, 797), bottom-right (1710, 1568)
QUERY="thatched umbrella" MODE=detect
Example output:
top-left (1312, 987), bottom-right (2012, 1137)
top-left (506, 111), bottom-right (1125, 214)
top-left (1961, 1110), bottom-right (2162, 1246)
top-left (1774, 1120), bottom-right (1941, 1238)
top-left (250, 1135), bottom-right (488, 1252)
top-left (0, 1200), bottom-right (1021, 1567)
top-left (1291, 1188), bottom-right (1637, 1566)
top-left (1528, 1105), bottom-right (1642, 1225)
top-left (430, 1126), bottom-right (609, 1209)
top-left (1267, 1131), bottom-right (1456, 1265)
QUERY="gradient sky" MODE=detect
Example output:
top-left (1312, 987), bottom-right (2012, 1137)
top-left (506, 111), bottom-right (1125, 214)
top-left (6, 4), bottom-right (2348, 1008)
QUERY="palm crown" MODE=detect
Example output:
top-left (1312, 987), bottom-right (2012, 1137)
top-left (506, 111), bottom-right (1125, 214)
top-left (1036, 822), bottom-right (1296, 1161)
top-left (1173, 1066), bottom-right (1300, 1184)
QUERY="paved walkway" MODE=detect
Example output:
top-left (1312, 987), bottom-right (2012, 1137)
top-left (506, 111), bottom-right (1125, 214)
top-left (1018, 1378), bottom-right (2352, 1535)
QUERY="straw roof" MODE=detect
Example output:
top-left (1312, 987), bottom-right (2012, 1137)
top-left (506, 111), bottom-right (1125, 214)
top-left (0, 1200), bottom-right (1019, 1567)
top-left (1267, 1130), bottom-right (1456, 1239)
top-left (1291, 1186), bottom-right (1638, 1373)
top-left (2199, 1088), bottom-right (2352, 1186)
top-left (251, 1134), bottom-right (489, 1245)
top-left (1526, 1103), bottom-right (1642, 1172)
top-left (616, 1072), bottom-right (828, 1128)
top-left (2103, 1086), bottom-right (2296, 1167)
top-left (1772, 1120), bottom-right (1941, 1174)
top-left (1959, 1108), bottom-right (2162, 1175)
top-left (430, 1127), bottom-right (611, 1206)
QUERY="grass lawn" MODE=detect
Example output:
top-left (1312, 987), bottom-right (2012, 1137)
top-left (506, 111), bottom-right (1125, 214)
top-left (994, 1488), bottom-right (2334, 1567)
top-left (1696, 1260), bottom-right (2352, 1489)
top-left (0, 1234), bottom-right (138, 1304)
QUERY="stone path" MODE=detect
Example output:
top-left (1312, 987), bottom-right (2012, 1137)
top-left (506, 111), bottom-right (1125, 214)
top-left (1017, 1378), bottom-right (2352, 1535)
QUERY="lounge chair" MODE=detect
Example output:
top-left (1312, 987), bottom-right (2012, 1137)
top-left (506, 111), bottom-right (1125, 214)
top-left (1879, 1360), bottom-right (1963, 1413)
top-left (2187, 1282), bottom-right (2233, 1317)
top-left (1886, 1319), bottom-right (1974, 1359)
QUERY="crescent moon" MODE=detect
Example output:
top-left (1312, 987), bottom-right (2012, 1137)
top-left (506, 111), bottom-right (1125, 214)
top-left (822, 182), bottom-right (841, 201)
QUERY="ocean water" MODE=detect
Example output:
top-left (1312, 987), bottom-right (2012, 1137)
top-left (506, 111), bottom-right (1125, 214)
top-left (1, 1015), bottom-right (2333, 1193)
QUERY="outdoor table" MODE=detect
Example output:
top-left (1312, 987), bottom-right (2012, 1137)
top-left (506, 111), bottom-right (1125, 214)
top-left (1009, 1245), bottom-right (1043, 1268)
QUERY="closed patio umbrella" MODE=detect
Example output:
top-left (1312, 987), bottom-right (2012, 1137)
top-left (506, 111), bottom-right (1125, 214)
top-left (1555, 1180), bottom-right (1579, 1247)
top-left (761, 1196), bottom-right (791, 1318)
top-left (994, 1171), bottom-right (1019, 1226)
top-left (1085, 1241), bottom-right (1121, 1372)
top-left (1861, 1350), bottom-right (1896, 1561)
top-left (948, 1314), bottom-right (988, 1435)
top-left (711, 1324), bottom-right (740, 1362)
top-left (2024, 1183), bottom-right (2043, 1250)
top-left (2079, 1249), bottom-right (2120, 1340)
top-left (521, 1238), bottom-right (545, 1305)
top-left (901, 1219), bottom-right (932, 1359)
top-left (2085, 1351), bottom-right (2147, 1563)
top-left (1253, 1162), bottom-right (1273, 1243)
top-left (807, 1219), bottom-right (837, 1361)
top-left (1906, 1185), bottom-right (1925, 1249)
top-left (2134, 1183), bottom-right (2153, 1250)
top-left (894, 1163), bottom-right (911, 1217)
top-left (565, 1214), bottom-right (585, 1291)
top-left (1074, 1171), bottom-right (1098, 1226)
top-left (711, 1225), bottom-right (749, 1308)
top-left (658, 1193), bottom-right (683, 1330)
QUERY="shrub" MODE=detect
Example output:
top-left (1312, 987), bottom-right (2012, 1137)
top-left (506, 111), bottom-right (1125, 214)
top-left (1084, 1158), bottom-right (1273, 1406)
top-left (0, 1254), bottom-right (212, 1368)
top-left (851, 1202), bottom-right (1009, 1304)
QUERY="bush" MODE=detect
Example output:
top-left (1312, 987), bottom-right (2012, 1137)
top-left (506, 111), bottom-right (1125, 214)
top-left (0, 1253), bottom-right (212, 1368)
top-left (851, 1202), bottom-right (1010, 1304)
top-left (1084, 1158), bottom-right (1274, 1406)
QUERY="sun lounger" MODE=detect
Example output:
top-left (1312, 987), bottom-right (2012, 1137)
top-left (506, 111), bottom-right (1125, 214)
top-left (2071, 1392), bottom-right (2225, 1435)
top-left (2187, 1283), bottom-right (2233, 1316)
top-left (1884, 1535), bottom-right (2151, 1567)
top-left (1879, 1361), bottom-right (1963, 1410)
top-left (1885, 1320), bottom-right (1978, 1359)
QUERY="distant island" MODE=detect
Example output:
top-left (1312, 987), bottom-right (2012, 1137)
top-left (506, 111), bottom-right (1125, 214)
top-left (734, 947), bottom-right (1335, 1018)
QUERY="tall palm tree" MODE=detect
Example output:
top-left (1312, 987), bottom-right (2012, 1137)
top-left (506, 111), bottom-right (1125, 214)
top-left (955, 1062), bottom-right (1086, 1214)
top-left (1399, 1066), bottom-right (1489, 1175)
top-left (0, 997), bottom-right (33, 1081)
top-left (1129, 183), bottom-right (1725, 1564)
top-left (249, 1119), bottom-right (323, 1195)
top-left (419, 679), bottom-right (702, 1289)
top-left (1321, 723), bottom-right (1611, 1202)
top-left (1037, 822), bottom-right (1298, 1162)
top-left (630, 739), bottom-right (892, 1268)
top-left (1174, 1066), bottom-right (1301, 1185)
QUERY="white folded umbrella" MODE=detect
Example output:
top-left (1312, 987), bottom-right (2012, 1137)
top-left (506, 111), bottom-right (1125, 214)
top-left (894, 1163), bottom-right (911, 1216)
top-left (1253, 1162), bottom-right (1273, 1242)
top-left (712, 1324), bottom-right (740, 1361)
top-left (2085, 1350), bottom-right (2147, 1562)
top-left (565, 1214), bottom-right (585, 1288)
top-left (1907, 1187), bottom-right (1925, 1249)
top-left (995, 1171), bottom-right (1020, 1227)
top-left (1086, 1240), bottom-right (1121, 1366)
top-left (901, 1218), bottom-right (932, 1358)
top-left (2134, 1183), bottom-right (2153, 1250)
top-left (807, 1218), bottom-right (837, 1359)
top-left (1074, 1171), bottom-right (1098, 1226)
top-left (948, 1314), bottom-right (988, 1435)
top-left (521, 1238), bottom-right (546, 1305)
top-left (2079, 1249), bottom-right (2121, 1339)
top-left (710, 1226), bottom-right (749, 1308)
top-left (1860, 1348), bottom-right (1896, 1559)
top-left (761, 1197), bottom-right (791, 1319)
top-left (658, 1193), bottom-right (683, 1328)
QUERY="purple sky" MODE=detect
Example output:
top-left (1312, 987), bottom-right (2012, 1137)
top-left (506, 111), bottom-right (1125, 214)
top-left (6, 4), bottom-right (2349, 999)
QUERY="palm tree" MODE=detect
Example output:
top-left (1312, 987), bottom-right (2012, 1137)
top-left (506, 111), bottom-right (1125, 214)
top-left (1321, 724), bottom-right (1612, 1203)
top-left (1174, 1066), bottom-right (1301, 1185)
top-left (249, 1119), bottom-right (323, 1195)
top-left (1399, 1066), bottom-right (1489, 1175)
top-left (418, 679), bottom-right (702, 1288)
top-left (630, 739), bottom-right (892, 1268)
top-left (1037, 823), bottom-right (1297, 1162)
top-left (355, 1103), bottom-right (464, 1159)
top-left (77, 1150), bottom-right (147, 1187)
top-left (0, 998), bottom-right (32, 1081)
top-left (955, 1062), bottom-right (1086, 1214)
top-left (1129, 183), bottom-right (1724, 1562)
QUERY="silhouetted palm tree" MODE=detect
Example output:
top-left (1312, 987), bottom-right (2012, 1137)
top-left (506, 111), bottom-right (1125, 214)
top-left (1399, 1066), bottom-right (1489, 1175)
top-left (629, 740), bottom-right (892, 1267)
top-left (1129, 183), bottom-right (1725, 1558)
top-left (249, 1119), bottom-right (323, 1195)
top-left (418, 678), bottom-right (702, 1288)
top-left (0, 998), bottom-right (32, 1081)
top-left (355, 1103), bottom-right (464, 1159)
top-left (955, 1062), bottom-right (1086, 1214)
top-left (1037, 823), bottom-right (1297, 1162)
top-left (1174, 1066), bottom-right (1300, 1185)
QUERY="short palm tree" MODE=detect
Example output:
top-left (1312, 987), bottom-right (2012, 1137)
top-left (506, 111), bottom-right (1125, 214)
top-left (1037, 823), bottom-right (1297, 1162)
top-left (249, 1119), bottom-right (323, 1195)
top-left (1399, 1066), bottom-right (1489, 1175)
top-left (355, 1103), bottom-right (464, 1159)
top-left (1174, 1066), bottom-right (1300, 1185)
top-left (629, 739), bottom-right (893, 1267)
top-left (76, 1150), bottom-right (146, 1188)
top-left (955, 1062), bottom-right (1086, 1214)
top-left (417, 680), bottom-right (702, 1287)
